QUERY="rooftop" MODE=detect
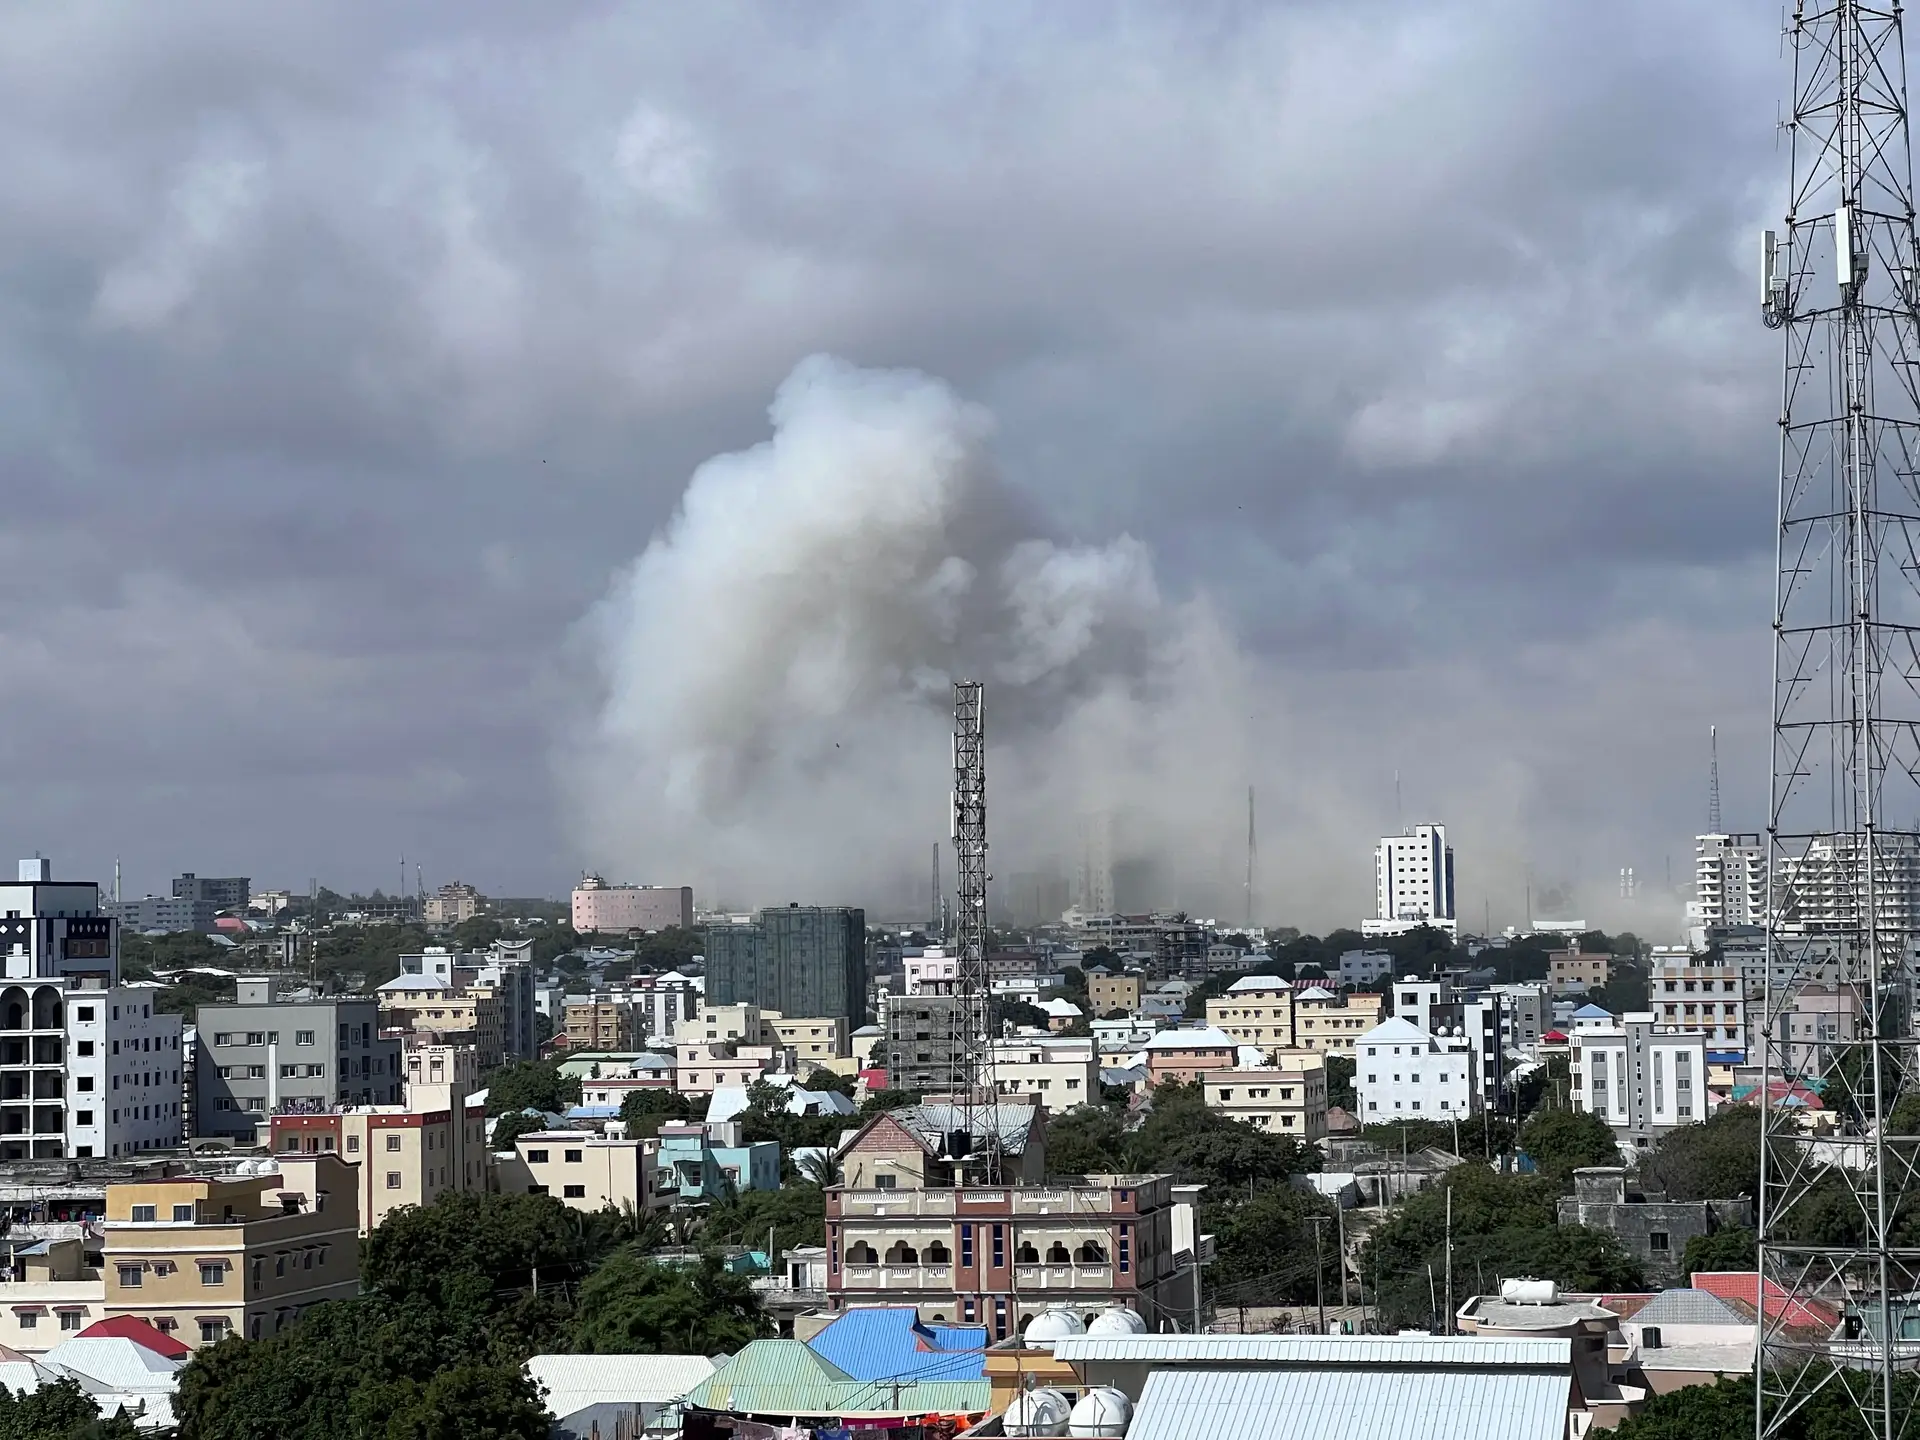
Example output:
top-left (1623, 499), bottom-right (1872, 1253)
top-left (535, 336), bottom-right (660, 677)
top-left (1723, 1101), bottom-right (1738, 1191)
top-left (1143, 1026), bottom-right (1236, 1052)
top-left (526, 1353), bottom-right (717, 1419)
top-left (805, 1306), bottom-right (986, 1382)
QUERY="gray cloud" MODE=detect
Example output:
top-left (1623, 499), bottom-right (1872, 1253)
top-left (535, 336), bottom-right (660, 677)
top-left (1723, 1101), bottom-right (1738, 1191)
top-left (0, 1), bottom-right (1781, 930)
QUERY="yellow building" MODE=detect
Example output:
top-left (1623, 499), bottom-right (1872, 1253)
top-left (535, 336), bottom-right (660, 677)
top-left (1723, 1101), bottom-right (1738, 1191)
top-left (101, 1154), bottom-right (360, 1346)
top-left (1201, 1051), bottom-right (1327, 1140)
top-left (1204, 977), bottom-right (1296, 1056)
top-left (1087, 973), bottom-right (1142, 1017)
top-left (764, 1014), bottom-right (849, 1064)
top-left (271, 1094), bottom-right (489, 1235)
top-left (1293, 990), bottom-right (1382, 1054)
top-left (0, 1238), bottom-right (104, 1353)
top-left (499, 1132), bottom-right (659, 1213)
top-left (564, 999), bottom-right (634, 1052)
top-left (379, 987), bottom-right (503, 1071)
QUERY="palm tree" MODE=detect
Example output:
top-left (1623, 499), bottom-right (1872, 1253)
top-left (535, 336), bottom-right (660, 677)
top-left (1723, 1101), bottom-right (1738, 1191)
top-left (794, 1149), bottom-right (843, 1187)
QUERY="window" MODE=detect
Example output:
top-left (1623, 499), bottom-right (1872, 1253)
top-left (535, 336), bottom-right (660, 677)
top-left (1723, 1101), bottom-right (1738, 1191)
top-left (76, 1041), bottom-right (93, 1057)
top-left (306, 1064), bottom-right (325, 1077)
top-left (173, 1204), bottom-right (194, 1222)
top-left (76, 1110), bottom-right (92, 1126)
top-left (991, 1225), bottom-right (1005, 1268)
top-left (386, 1173), bottom-right (401, 1189)
top-left (346, 1136), bottom-right (360, 1154)
top-left (961, 1224), bottom-right (974, 1267)
top-left (875, 1173), bottom-right (897, 1190)
top-left (296, 1030), bottom-right (315, 1045)
top-left (77, 1007), bottom-right (94, 1022)
top-left (117, 1265), bottom-right (143, 1288)
top-left (386, 1135), bottom-right (402, 1152)
top-left (199, 1319), bottom-right (229, 1344)
top-left (130, 1205), bottom-right (156, 1222)
top-left (246, 1032), bottom-right (264, 1046)
top-left (1118, 1225), bottom-right (1132, 1274)
top-left (16, 1312), bottom-right (34, 1330)
top-left (199, 1262), bottom-right (225, 1286)
top-left (563, 1184), bottom-right (586, 1198)
top-left (1649, 1231), bottom-right (1670, 1253)
top-left (527, 1149), bottom-right (548, 1163)
top-left (280, 1065), bottom-right (297, 1078)
top-left (564, 1149), bottom-right (583, 1163)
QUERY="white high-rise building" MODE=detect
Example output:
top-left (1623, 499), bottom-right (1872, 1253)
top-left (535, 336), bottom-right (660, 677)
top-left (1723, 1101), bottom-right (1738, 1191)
top-left (1369, 824), bottom-right (1455, 935)
top-left (1690, 833), bottom-right (1768, 931)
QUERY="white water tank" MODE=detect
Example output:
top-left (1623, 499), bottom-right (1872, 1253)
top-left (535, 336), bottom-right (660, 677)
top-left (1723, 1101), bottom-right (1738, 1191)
top-left (1068, 1387), bottom-right (1133, 1438)
top-left (1004, 1388), bottom-right (1072, 1437)
top-left (1023, 1307), bottom-right (1088, 1349)
top-left (1086, 1306), bottom-right (1149, 1337)
top-left (1502, 1278), bottom-right (1558, 1305)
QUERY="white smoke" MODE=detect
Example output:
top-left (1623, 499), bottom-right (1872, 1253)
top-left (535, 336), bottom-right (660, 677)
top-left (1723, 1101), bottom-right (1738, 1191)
top-left (563, 354), bottom-right (1263, 916)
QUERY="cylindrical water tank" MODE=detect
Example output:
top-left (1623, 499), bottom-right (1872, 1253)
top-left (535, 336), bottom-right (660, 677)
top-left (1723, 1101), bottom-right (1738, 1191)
top-left (1086, 1306), bottom-right (1149, 1337)
top-left (1068, 1387), bottom-right (1133, 1438)
top-left (1022, 1307), bottom-right (1088, 1348)
top-left (1501, 1278), bottom-right (1558, 1304)
top-left (1004, 1388), bottom-right (1071, 1437)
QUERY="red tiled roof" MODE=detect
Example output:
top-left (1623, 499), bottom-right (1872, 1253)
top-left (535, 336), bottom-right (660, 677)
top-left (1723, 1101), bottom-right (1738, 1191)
top-left (1693, 1271), bottom-right (1838, 1332)
top-left (1542, 1030), bottom-right (1569, 1042)
top-left (74, 1316), bottom-right (192, 1359)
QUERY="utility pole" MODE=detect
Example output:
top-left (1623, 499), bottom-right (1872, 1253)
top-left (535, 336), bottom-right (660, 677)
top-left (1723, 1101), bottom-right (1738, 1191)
top-left (1760, 9), bottom-right (1920, 1440)
top-left (1245, 786), bottom-right (1256, 931)
top-left (1309, 1215), bottom-right (1328, 1334)
top-left (1444, 1187), bottom-right (1454, 1335)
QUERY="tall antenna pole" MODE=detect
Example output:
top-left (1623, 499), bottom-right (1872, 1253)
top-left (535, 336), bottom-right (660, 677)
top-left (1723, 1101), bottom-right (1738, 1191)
top-left (945, 681), bottom-right (998, 1181)
top-left (1709, 725), bottom-right (1723, 833)
top-left (930, 842), bottom-right (941, 940)
top-left (1760, 8), bottom-right (1920, 1440)
top-left (1245, 786), bottom-right (1256, 930)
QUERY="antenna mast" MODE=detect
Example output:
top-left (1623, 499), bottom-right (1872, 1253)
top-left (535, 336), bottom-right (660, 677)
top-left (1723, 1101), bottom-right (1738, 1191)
top-left (1246, 786), bottom-right (1256, 930)
top-left (945, 680), bottom-right (998, 1182)
top-left (1708, 725), bottom-right (1723, 833)
top-left (1760, 8), bottom-right (1920, 1440)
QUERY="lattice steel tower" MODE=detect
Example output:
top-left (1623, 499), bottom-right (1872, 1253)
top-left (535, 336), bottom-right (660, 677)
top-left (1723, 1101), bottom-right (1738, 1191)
top-left (942, 680), bottom-right (1000, 1180)
top-left (1760, 5), bottom-right (1920, 1436)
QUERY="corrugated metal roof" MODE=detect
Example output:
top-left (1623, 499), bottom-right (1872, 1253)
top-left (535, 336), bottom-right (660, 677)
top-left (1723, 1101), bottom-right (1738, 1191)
top-left (1051, 1335), bottom-right (1571, 1366)
top-left (1633, 1288), bottom-right (1749, 1327)
top-left (1126, 1365), bottom-right (1570, 1440)
top-left (686, 1340), bottom-right (990, 1419)
top-left (526, 1354), bottom-right (718, 1415)
top-left (806, 1307), bottom-right (987, 1381)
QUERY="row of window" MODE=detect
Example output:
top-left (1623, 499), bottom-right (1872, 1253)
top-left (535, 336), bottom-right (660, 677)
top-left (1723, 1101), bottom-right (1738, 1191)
top-left (117, 1248), bottom-right (334, 1291)
top-left (218, 1064), bottom-right (326, 1079)
top-left (71, 1103), bottom-right (178, 1127)
top-left (211, 1024), bottom-right (374, 1048)
top-left (73, 1070), bottom-right (179, 1092)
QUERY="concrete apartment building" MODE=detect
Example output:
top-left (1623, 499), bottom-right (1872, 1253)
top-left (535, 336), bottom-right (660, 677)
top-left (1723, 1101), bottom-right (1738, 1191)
top-left (377, 978), bottom-right (503, 1070)
top-left (171, 874), bottom-right (251, 911)
top-left (562, 996), bottom-right (634, 1051)
top-left (421, 881), bottom-right (485, 925)
top-left (1370, 823), bottom-right (1457, 935)
top-left (103, 1154), bottom-right (360, 1345)
top-left (1648, 960), bottom-right (1746, 1051)
top-left (903, 949), bottom-right (960, 996)
top-left (884, 993), bottom-right (965, 1092)
top-left (837, 1103), bottom-right (1048, 1190)
top-left (1755, 983), bottom-right (1862, 1074)
top-left (1142, 1027), bottom-right (1237, 1086)
top-left (1201, 1051), bottom-right (1327, 1140)
top-left (706, 906), bottom-right (867, 1026)
top-left (766, 1015), bottom-right (848, 1066)
top-left (1293, 989), bottom-right (1382, 1054)
top-left (570, 876), bottom-right (694, 934)
top-left (1571, 1015), bottom-right (1710, 1148)
top-left (1356, 1016), bottom-right (1480, 1121)
top-left (1204, 976), bottom-right (1294, 1057)
top-left (270, 1094), bottom-right (488, 1235)
top-left (502, 1131), bottom-right (659, 1213)
top-left (0, 860), bottom-right (186, 1160)
top-left (990, 1034), bottom-right (1098, 1109)
top-left (827, 1107), bottom-right (1187, 1338)
top-left (1690, 834), bottom-right (1767, 931)
top-left (194, 978), bottom-right (400, 1142)
top-left (674, 1041), bottom-right (789, 1095)
top-left (1087, 972), bottom-right (1142, 1016)
top-left (1550, 945), bottom-right (1612, 997)
top-left (385, 942), bottom-right (537, 1064)
top-left (0, 1234), bottom-right (104, 1352)
top-left (101, 896), bottom-right (217, 935)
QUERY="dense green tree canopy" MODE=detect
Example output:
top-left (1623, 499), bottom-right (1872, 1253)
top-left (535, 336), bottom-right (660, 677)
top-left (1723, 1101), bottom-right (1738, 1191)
top-left (1638, 1106), bottom-right (1761, 1201)
top-left (570, 1251), bottom-right (769, 1355)
top-left (1681, 1226), bottom-right (1756, 1280)
top-left (1520, 1108), bottom-right (1620, 1184)
top-left (483, 1061), bottom-right (581, 1118)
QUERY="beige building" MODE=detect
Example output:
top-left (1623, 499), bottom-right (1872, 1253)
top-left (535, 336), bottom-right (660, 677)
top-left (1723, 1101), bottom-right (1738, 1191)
top-left (1550, 945), bottom-right (1612, 997)
top-left (1087, 973), bottom-right (1142, 1017)
top-left (501, 1131), bottom-right (660, 1213)
top-left (380, 986), bottom-right (504, 1071)
top-left (765, 1015), bottom-right (849, 1064)
top-left (1204, 976), bottom-right (1295, 1057)
top-left (990, 1034), bottom-right (1098, 1110)
top-left (1201, 1051), bottom-right (1327, 1141)
top-left (674, 1042), bottom-right (790, 1095)
top-left (102, 1155), bottom-right (360, 1346)
top-left (270, 1091), bottom-right (488, 1235)
top-left (838, 1102), bottom-right (1048, 1190)
top-left (0, 1237), bottom-right (104, 1353)
top-left (401, 1041), bottom-right (482, 1101)
top-left (1293, 990), bottom-right (1382, 1054)
top-left (676, 1004), bottom-right (769, 1046)
top-left (565, 998), bottom-right (634, 1052)
top-left (422, 882), bottom-right (485, 925)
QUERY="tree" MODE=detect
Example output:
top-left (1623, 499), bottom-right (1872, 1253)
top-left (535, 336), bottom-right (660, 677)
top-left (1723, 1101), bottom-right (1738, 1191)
top-left (1638, 1106), bottom-right (1761, 1201)
top-left (1046, 1107), bottom-right (1128, 1178)
top-left (1681, 1226), bottom-right (1756, 1280)
top-left (490, 1110), bottom-right (547, 1151)
top-left (1325, 1054), bottom-right (1356, 1113)
top-left (1204, 1186), bottom-right (1338, 1298)
top-left (483, 1061), bottom-right (580, 1117)
top-left (858, 1087), bottom-right (921, 1116)
top-left (0, 1376), bottom-right (127, 1440)
top-left (702, 1183), bottom-right (828, 1257)
top-left (381, 1364), bottom-right (549, 1440)
top-left (451, 917), bottom-right (506, 951)
top-left (570, 1250), bottom-right (769, 1355)
top-left (794, 1149), bottom-right (843, 1186)
top-left (1520, 1109), bottom-right (1619, 1185)
top-left (618, 1088), bottom-right (694, 1138)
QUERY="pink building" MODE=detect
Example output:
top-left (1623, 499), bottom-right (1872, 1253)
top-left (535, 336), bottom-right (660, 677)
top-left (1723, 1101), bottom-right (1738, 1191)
top-left (571, 877), bottom-right (694, 934)
top-left (1143, 1026), bottom-right (1238, 1086)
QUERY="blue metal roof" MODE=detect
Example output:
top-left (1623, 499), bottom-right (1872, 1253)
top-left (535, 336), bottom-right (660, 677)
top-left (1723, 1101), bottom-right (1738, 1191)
top-left (805, 1306), bottom-right (987, 1382)
top-left (1127, 1363), bottom-right (1571, 1440)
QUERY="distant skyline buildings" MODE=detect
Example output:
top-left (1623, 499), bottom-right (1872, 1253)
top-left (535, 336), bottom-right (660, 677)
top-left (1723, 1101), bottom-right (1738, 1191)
top-left (1367, 824), bottom-right (1456, 937)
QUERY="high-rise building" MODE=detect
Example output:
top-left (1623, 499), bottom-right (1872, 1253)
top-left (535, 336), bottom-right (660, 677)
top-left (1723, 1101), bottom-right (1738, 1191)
top-left (705, 906), bottom-right (867, 1025)
top-left (1690, 833), bottom-right (1767, 930)
top-left (100, 895), bottom-right (217, 935)
top-left (1370, 824), bottom-right (1455, 935)
top-left (1775, 832), bottom-right (1920, 936)
top-left (421, 882), bottom-right (485, 926)
top-left (0, 859), bottom-right (185, 1161)
top-left (569, 877), bottom-right (693, 934)
top-left (170, 874), bottom-right (251, 911)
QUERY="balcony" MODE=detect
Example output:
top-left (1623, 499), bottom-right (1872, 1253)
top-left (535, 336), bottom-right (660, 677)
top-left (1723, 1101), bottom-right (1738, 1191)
top-left (1012, 1264), bottom-right (1115, 1289)
top-left (836, 1189), bottom-right (957, 1217)
top-left (840, 1264), bottom-right (954, 1290)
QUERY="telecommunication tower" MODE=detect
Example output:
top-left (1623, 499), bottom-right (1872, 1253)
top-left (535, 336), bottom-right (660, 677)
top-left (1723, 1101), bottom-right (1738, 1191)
top-left (942, 680), bottom-right (999, 1180)
top-left (1709, 724), bottom-right (1723, 834)
top-left (1759, 6), bottom-right (1920, 1438)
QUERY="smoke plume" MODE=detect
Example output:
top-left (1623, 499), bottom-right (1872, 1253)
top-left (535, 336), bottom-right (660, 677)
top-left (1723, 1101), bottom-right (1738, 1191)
top-left (564, 355), bottom-right (1264, 919)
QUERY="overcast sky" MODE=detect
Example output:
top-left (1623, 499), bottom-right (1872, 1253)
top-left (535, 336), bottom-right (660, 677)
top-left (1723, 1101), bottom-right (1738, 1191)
top-left (0, 2), bottom-right (1784, 930)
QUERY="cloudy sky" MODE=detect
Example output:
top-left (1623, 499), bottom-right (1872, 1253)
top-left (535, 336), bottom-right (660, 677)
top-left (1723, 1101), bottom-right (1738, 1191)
top-left (0, 2), bottom-right (1783, 930)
